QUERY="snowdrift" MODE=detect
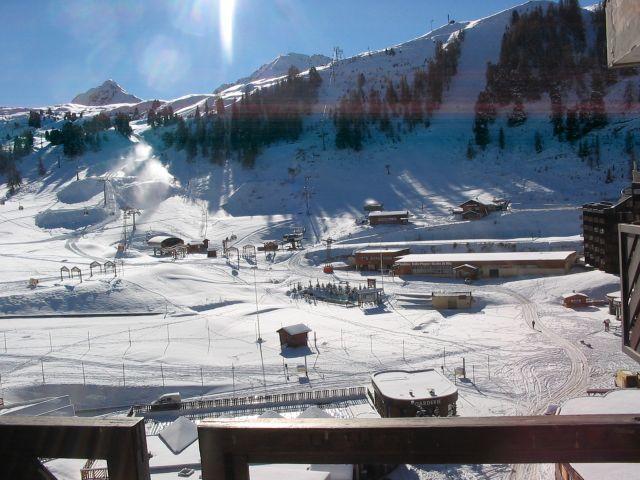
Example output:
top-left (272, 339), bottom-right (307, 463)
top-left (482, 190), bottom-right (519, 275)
top-left (35, 206), bottom-right (107, 230)
top-left (56, 178), bottom-right (103, 204)
top-left (0, 278), bottom-right (166, 316)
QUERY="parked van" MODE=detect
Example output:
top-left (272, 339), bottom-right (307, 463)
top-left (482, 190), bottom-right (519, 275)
top-left (150, 392), bottom-right (181, 410)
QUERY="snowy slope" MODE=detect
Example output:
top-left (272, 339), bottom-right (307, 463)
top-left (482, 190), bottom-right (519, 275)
top-left (215, 52), bottom-right (332, 93)
top-left (71, 79), bottom-right (142, 106)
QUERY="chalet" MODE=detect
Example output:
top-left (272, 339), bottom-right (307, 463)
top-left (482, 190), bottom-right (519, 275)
top-left (147, 236), bottom-right (184, 256)
top-left (371, 369), bottom-right (458, 418)
top-left (277, 324), bottom-right (311, 348)
top-left (456, 199), bottom-right (489, 220)
top-left (207, 247), bottom-right (218, 258)
top-left (368, 210), bottom-right (410, 226)
top-left (432, 291), bottom-right (473, 310)
top-left (354, 247), bottom-right (410, 271)
top-left (562, 292), bottom-right (589, 308)
top-left (186, 238), bottom-right (209, 254)
top-left (394, 251), bottom-right (577, 278)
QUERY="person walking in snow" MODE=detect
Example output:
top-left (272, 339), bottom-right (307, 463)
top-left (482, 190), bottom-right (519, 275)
top-left (532, 319), bottom-right (536, 330)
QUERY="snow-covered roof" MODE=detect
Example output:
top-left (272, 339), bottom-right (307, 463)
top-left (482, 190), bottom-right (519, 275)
top-left (432, 291), bottom-right (471, 298)
top-left (297, 406), bottom-right (333, 419)
top-left (147, 236), bottom-right (183, 247)
top-left (395, 251), bottom-right (576, 264)
top-left (562, 292), bottom-right (588, 299)
top-left (452, 263), bottom-right (479, 270)
top-left (356, 247), bottom-right (409, 255)
top-left (558, 389), bottom-right (640, 480)
top-left (372, 369), bottom-right (457, 401)
top-left (368, 210), bottom-right (409, 217)
top-left (278, 323), bottom-right (311, 336)
top-left (158, 417), bottom-right (198, 455)
top-left (606, 291), bottom-right (621, 300)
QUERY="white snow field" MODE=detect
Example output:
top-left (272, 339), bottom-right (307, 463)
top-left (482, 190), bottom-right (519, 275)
top-left (2, 2), bottom-right (640, 479)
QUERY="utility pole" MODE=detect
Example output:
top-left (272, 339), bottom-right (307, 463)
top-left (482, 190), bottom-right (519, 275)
top-left (122, 209), bottom-right (128, 246)
top-left (380, 252), bottom-right (384, 291)
top-left (253, 267), bottom-right (263, 343)
top-left (303, 176), bottom-right (312, 215)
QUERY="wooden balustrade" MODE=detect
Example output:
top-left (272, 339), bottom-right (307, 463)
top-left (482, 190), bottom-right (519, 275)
top-left (198, 415), bottom-right (640, 480)
top-left (0, 416), bottom-right (149, 480)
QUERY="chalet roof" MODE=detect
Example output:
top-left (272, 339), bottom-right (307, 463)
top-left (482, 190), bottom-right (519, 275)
top-left (452, 264), bottom-right (479, 271)
top-left (356, 247), bottom-right (409, 255)
top-left (562, 292), bottom-right (589, 299)
top-left (147, 236), bottom-right (183, 248)
top-left (395, 251), bottom-right (576, 264)
top-left (459, 199), bottom-right (487, 207)
top-left (368, 210), bottom-right (409, 217)
top-left (278, 324), bottom-right (311, 336)
top-left (186, 239), bottom-right (208, 245)
top-left (371, 369), bottom-right (457, 401)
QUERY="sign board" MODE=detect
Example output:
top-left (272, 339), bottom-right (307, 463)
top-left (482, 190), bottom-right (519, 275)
top-left (618, 224), bottom-right (640, 363)
top-left (606, 0), bottom-right (640, 68)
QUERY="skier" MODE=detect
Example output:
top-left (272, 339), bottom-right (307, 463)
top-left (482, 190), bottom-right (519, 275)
top-left (532, 319), bottom-right (536, 330)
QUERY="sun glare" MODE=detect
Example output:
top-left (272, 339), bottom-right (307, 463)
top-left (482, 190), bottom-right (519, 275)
top-left (219, 0), bottom-right (236, 61)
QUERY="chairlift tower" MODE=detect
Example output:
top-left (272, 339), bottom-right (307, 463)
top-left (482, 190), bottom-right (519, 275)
top-left (324, 237), bottom-right (334, 263)
top-left (330, 46), bottom-right (343, 85)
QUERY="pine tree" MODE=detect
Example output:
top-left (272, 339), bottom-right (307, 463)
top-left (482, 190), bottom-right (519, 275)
top-left (37, 157), bottom-right (46, 176)
top-left (534, 131), bottom-right (543, 153)
top-left (565, 109), bottom-right (579, 143)
top-left (507, 98), bottom-right (527, 127)
top-left (113, 114), bottom-right (132, 137)
top-left (28, 110), bottom-right (41, 128)
top-left (623, 81), bottom-right (635, 110)
top-left (625, 131), bottom-right (635, 155)
top-left (215, 97), bottom-right (225, 116)
top-left (473, 118), bottom-right (490, 148)
top-left (7, 163), bottom-right (22, 194)
top-left (466, 140), bottom-right (476, 160)
top-left (499, 127), bottom-right (505, 150)
top-left (605, 167), bottom-right (614, 183)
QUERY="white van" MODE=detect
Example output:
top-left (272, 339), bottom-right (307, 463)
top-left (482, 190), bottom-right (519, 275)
top-left (150, 392), bottom-right (181, 410)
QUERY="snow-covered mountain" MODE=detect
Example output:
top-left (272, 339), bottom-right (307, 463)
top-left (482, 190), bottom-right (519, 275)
top-left (215, 52), bottom-right (332, 92)
top-left (71, 79), bottom-right (142, 106)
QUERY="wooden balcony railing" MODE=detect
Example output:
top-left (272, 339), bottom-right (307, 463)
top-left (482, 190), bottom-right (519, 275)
top-left (1, 414), bottom-right (639, 480)
top-left (198, 415), bottom-right (640, 480)
top-left (0, 416), bottom-right (149, 480)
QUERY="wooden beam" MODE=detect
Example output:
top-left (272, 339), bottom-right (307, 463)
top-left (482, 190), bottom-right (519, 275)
top-left (199, 415), bottom-right (640, 480)
top-left (0, 416), bottom-right (150, 480)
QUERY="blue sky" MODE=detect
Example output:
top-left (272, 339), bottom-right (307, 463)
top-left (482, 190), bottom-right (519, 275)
top-left (0, 0), bottom-right (595, 107)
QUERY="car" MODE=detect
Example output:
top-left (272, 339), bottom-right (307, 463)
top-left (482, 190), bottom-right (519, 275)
top-left (150, 392), bottom-right (181, 411)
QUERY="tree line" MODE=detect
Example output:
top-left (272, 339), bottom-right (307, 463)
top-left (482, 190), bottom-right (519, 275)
top-left (158, 66), bottom-right (322, 167)
top-left (472, 0), bottom-right (635, 149)
top-left (334, 31), bottom-right (465, 150)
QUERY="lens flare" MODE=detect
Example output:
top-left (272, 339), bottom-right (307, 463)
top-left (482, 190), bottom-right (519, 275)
top-left (219, 0), bottom-right (236, 61)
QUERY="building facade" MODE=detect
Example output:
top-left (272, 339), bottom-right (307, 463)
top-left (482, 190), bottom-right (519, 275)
top-left (354, 248), bottom-right (410, 271)
top-left (394, 251), bottom-right (577, 278)
top-left (582, 174), bottom-right (640, 274)
top-left (371, 369), bottom-right (458, 418)
top-left (368, 211), bottom-right (410, 226)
